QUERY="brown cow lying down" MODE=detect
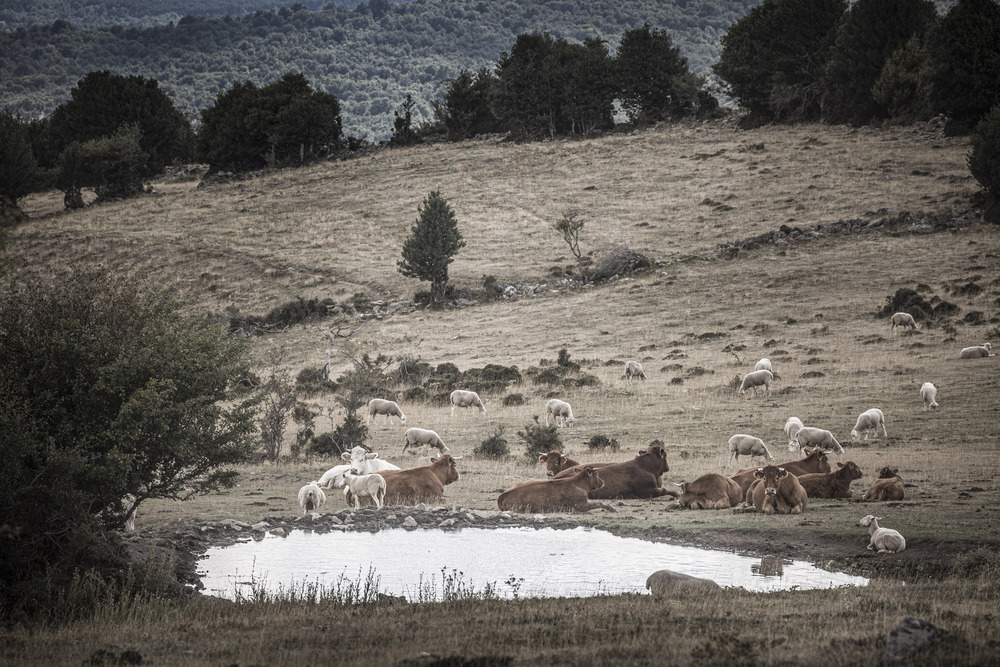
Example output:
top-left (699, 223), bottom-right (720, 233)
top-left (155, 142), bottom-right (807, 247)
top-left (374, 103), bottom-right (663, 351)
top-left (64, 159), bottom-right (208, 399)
top-left (797, 461), bottom-right (863, 499)
top-left (554, 445), bottom-right (678, 500)
top-left (348, 454), bottom-right (461, 506)
top-left (746, 465), bottom-right (808, 514)
top-left (731, 448), bottom-right (831, 496)
top-left (537, 450), bottom-right (582, 477)
top-left (863, 466), bottom-right (905, 501)
top-left (497, 466), bottom-right (613, 513)
top-left (675, 473), bottom-right (742, 509)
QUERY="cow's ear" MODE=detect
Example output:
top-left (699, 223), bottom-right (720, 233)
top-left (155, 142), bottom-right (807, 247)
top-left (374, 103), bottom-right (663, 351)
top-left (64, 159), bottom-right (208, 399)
top-left (538, 454), bottom-right (548, 463)
top-left (366, 453), bottom-right (379, 460)
top-left (341, 452), bottom-right (352, 461)
top-left (754, 469), bottom-right (764, 479)
top-left (837, 461), bottom-right (844, 468)
top-left (891, 467), bottom-right (898, 474)
top-left (777, 468), bottom-right (788, 479)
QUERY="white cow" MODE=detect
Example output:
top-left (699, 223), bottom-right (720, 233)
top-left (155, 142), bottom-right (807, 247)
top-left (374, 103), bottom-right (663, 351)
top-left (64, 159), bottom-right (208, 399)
top-left (343, 446), bottom-right (401, 475)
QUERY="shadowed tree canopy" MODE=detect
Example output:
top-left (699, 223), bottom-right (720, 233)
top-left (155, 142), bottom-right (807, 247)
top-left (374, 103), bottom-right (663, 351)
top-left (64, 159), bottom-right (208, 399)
top-left (616, 23), bottom-right (706, 124)
top-left (397, 191), bottom-right (465, 306)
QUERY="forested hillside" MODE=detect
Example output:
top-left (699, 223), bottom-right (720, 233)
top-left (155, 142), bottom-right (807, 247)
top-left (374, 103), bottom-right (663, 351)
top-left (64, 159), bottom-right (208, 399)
top-left (1, 0), bottom-right (761, 139)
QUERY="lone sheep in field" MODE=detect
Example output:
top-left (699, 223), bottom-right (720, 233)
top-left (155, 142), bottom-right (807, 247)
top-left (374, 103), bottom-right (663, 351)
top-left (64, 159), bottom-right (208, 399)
top-left (784, 417), bottom-right (804, 452)
top-left (342, 472), bottom-right (387, 509)
top-left (403, 427), bottom-right (450, 455)
top-left (792, 426), bottom-right (845, 454)
top-left (728, 434), bottom-right (776, 467)
top-left (920, 382), bottom-right (939, 411)
top-left (645, 570), bottom-right (720, 596)
top-left (755, 358), bottom-right (772, 373)
top-left (890, 312), bottom-right (918, 334)
top-left (297, 482), bottom-right (326, 514)
top-left (851, 408), bottom-right (887, 441)
top-left (738, 369), bottom-right (773, 398)
top-left (450, 389), bottom-right (487, 416)
top-left (625, 360), bottom-right (647, 383)
top-left (367, 398), bottom-right (406, 426)
top-left (545, 398), bottom-right (577, 427)
top-left (858, 515), bottom-right (906, 553)
top-left (960, 342), bottom-right (993, 359)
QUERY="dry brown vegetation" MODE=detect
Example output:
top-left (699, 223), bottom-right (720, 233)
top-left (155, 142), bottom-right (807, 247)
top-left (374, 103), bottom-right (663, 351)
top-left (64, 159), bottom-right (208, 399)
top-left (5, 118), bottom-right (1000, 665)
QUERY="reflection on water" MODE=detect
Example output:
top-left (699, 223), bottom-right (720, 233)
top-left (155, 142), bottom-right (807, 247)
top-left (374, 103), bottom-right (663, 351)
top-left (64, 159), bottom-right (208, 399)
top-left (198, 526), bottom-right (867, 601)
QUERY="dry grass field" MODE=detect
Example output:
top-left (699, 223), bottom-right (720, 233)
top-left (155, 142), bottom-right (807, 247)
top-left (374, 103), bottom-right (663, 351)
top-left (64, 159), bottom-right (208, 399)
top-left (5, 118), bottom-right (1000, 665)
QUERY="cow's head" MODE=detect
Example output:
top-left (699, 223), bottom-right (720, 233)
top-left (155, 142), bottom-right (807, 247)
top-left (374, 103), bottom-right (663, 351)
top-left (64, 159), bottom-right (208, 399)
top-left (345, 447), bottom-right (380, 474)
top-left (877, 466), bottom-right (899, 479)
top-left (581, 466), bottom-right (605, 491)
top-left (431, 454), bottom-right (461, 485)
top-left (837, 461), bottom-right (863, 482)
top-left (638, 445), bottom-right (669, 475)
top-left (753, 465), bottom-right (788, 497)
top-left (802, 448), bottom-right (832, 473)
top-left (539, 451), bottom-right (567, 476)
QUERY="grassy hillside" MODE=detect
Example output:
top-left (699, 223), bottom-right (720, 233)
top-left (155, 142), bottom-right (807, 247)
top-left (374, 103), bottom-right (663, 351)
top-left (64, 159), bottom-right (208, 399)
top-left (6, 119), bottom-right (1000, 664)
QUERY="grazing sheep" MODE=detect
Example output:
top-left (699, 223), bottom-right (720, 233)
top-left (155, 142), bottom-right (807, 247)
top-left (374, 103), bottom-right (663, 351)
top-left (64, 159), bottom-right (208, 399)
top-left (960, 342), bottom-right (993, 359)
top-left (318, 464), bottom-right (351, 489)
top-left (920, 382), bottom-right (939, 411)
top-left (784, 417), bottom-right (805, 452)
top-left (890, 312), bottom-right (918, 334)
top-left (792, 426), bottom-right (845, 454)
top-left (754, 358), bottom-right (772, 373)
top-left (297, 482), bottom-right (326, 514)
top-left (858, 515), bottom-right (906, 553)
top-left (737, 369), bottom-right (773, 398)
top-left (367, 398), bottom-right (406, 426)
top-left (625, 360), bottom-right (647, 383)
top-left (450, 389), bottom-right (487, 416)
top-left (863, 467), bottom-right (905, 502)
top-left (851, 408), bottom-right (888, 441)
top-left (545, 398), bottom-right (577, 427)
top-left (727, 434), bottom-right (776, 467)
top-left (403, 427), bottom-right (450, 455)
top-left (342, 472), bottom-right (387, 509)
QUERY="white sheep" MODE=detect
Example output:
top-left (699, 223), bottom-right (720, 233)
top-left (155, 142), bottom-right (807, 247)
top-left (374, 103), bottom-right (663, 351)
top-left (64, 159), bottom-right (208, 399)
top-left (624, 360), bottom-right (647, 383)
top-left (402, 427), bottom-right (450, 455)
top-left (754, 358), bottom-right (772, 373)
top-left (960, 342), bottom-right (993, 359)
top-left (738, 369), bottom-right (773, 398)
top-left (318, 463), bottom-right (351, 489)
top-left (367, 398), bottom-right (407, 426)
top-left (792, 426), bottom-right (845, 454)
top-left (450, 389), bottom-right (487, 416)
top-left (342, 472), bottom-right (387, 509)
top-left (297, 482), bottom-right (326, 515)
top-left (858, 515), bottom-right (906, 553)
top-left (920, 382), bottom-right (939, 411)
top-left (890, 312), bottom-right (918, 334)
top-left (545, 398), bottom-right (577, 427)
top-left (727, 434), bottom-right (776, 467)
top-left (851, 408), bottom-right (887, 440)
top-left (784, 417), bottom-right (804, 452)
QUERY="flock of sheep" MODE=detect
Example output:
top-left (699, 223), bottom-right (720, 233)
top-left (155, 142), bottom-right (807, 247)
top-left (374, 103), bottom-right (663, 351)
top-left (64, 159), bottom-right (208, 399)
top-left (289, 312), bottom-right (991, 556)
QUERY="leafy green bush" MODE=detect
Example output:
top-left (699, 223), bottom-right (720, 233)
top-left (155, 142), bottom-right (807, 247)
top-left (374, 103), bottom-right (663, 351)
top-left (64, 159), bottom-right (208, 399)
top-left (474, 426), bottom-right (510, 459)
top-left (586, 434), bottom-right (620, 452)
top-left (502, 393), bottom-right (526, 407)
top-left (517, 416), bottom-right (562, 460)
top-left (461, 364), bottom-right (522, 393)
top-left (969, 103), bottom-right (1000, 223)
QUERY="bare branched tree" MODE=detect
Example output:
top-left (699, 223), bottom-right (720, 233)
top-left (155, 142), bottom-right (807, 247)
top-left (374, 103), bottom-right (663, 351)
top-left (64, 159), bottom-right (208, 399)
top-left (554, 209), bottom-right (589, 282)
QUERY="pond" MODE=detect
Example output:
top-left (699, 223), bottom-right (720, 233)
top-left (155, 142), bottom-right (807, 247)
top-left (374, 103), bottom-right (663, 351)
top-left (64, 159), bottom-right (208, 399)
top-left (198, 526), bottom-right (868, 602)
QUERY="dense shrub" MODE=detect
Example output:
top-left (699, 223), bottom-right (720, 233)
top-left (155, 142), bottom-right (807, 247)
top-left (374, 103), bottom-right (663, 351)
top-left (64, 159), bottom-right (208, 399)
top-left (969, 104), bottom-right (1000, 223)
top-left (517, 416), bottom-right (562, 460)
top-left (461, 364), bottom-right (522, 393)
top-left (474, 426), bottom-right (510, 459)
top-left (295, 365), bottom-right (334, 395)
top-left (502, 393), bottom-right (526, 407)
top-left (586, 434), bottom-right (620, 452)
top-left (403, 386), bottom-right (429, 402)
top-left (876, 288), bottom-right (933, 320)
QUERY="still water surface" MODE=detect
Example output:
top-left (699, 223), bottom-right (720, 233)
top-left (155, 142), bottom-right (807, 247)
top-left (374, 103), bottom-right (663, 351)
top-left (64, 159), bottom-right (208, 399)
top-left (199, 526), bottom-right (867, 601)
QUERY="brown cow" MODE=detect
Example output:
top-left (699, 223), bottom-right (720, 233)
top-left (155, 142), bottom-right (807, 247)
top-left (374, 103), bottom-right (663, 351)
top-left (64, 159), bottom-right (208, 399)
top-left (554, 445), bottom-right (677, 499)
top-left (497, 466), bottom-right (612, 512)
top-left (731, 448), bottom-right (831, 496)
top-left (537, 451), bottom-right (582, 477)
top-left (797, 461), bottom-right (863, 499)
top-left (350, 454), bottom-right (461, 506)
top-left (863, 467), bottom-right (905, 501)
top-left (746, 465), bottom-right (808, 514)
top-left (675, 473), bottom-right (743, 509)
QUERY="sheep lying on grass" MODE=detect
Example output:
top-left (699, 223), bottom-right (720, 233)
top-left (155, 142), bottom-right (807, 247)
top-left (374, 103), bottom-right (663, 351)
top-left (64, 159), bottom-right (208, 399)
top-left (737, 369), bottom-right (773, 398)
top-left (960, 342), bottom-right (993, 359)
top-left (784, 417), bottom-right (804, 452)
top-left (450, 389), bottom-right (487, 416)
top-left (920, 382), bottom-right (939, 411)
top-left (851, 408), bottom-right (887, 440)
top-left (342, 472), bottom-right (386, 509)
top-left (545, 398), bottom-right (577, 427)
top-left (792, 426), bottom-right (845, 454)
top-left (367, 398), bottom-right (406, 426)
top-left (728, 434), bottom-right (776, 467)
top-left (890, 312), bottom-right (917, 334)
top-left (624, 360), bottom-right (647, 383)
top-left (754, 358), bottom-right (772, 373)
top-left (297, 482), bottom-right (326, 515)
top-left (858, 515), bottom-right (906, 553)
top-left (403, 427), bottom-right (450, 455)
top-left (318, 464), bottom-right (351, 489)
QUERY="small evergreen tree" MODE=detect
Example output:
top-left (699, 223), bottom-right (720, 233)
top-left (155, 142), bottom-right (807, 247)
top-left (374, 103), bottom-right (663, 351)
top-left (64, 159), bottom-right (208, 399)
top-left (398, 191), bottom-right (465, 306)
top-left (969, 103), bottom-right (1000, 223)
top-left (55, 124), bottom-right (148, 207)
top-left (616, 24), bottom-right (704, 124)
top-left (390, 94), bottom-right (421, 146)
top-left (433, 67), bottom-right (500, 141)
